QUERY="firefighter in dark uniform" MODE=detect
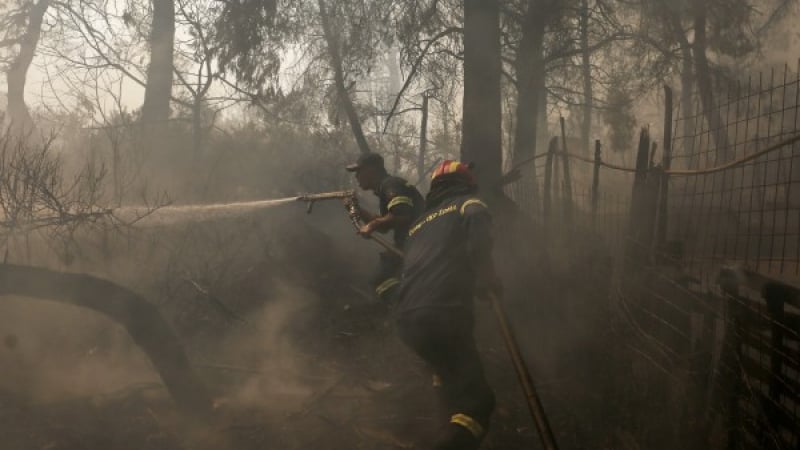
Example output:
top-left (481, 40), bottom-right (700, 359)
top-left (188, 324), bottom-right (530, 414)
top-left (395, 160), bottom-right (500, 450)
top-left (345, 152), bottom-right (424, 302)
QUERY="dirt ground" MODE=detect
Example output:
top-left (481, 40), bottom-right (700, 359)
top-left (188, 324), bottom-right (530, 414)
top-left (0, 300), bottom-right (536, 449)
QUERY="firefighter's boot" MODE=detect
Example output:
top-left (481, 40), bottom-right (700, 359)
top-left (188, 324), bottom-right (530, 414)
top-left (432, 414), bottom-right (485, 450)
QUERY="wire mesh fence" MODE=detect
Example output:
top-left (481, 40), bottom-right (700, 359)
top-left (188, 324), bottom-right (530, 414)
top-left (505, 136), bottom-right (633, 257)
top-left (614, 253), bottom-right (800, 450)
top-left (505, 61), bottom-right (800, 449)
top-left (507, 63), bottom-right (800, 283)
top-left (719, 274), bottom-right (800, 450)
top-left (669, 63), bottom-right (800, 280)
top-left (622, 64), bottom-right (800, 449)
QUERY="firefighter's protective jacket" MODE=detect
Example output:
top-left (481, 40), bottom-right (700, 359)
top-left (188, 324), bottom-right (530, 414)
top-left (376, 176), bottom-right (425, 248)
top-left (396, 195), bottom-right (491, 313)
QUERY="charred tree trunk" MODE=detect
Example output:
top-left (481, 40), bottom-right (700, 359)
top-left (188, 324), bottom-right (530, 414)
top-left (6, 0), bottom-right (49, 134)
top-left (580, 0), bottom-right (592, 158)
top-left (318, 0), bottom-right (372, 155)
top-left (462, 0), bottom-right (503, 194)
top-left (512, 0), bottom-right (548, 209)
top-left (141, 0), bottom-right (175, 126)
top-left (692, 0), bottom-right (731, 163)
top-left (0, 264), bottom-right (212, 416)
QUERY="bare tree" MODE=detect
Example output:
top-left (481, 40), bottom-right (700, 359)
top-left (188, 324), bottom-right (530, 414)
top-left (172, 0), bottom-right (226, 158)
top-left (0, 132), bottom-right (108, 263)
top-left (317, 0), bottom-right (372, 154)
top-left (1, 0), bottom-right (50, 134)
top-left (43, 0), bottom-right (176, 131)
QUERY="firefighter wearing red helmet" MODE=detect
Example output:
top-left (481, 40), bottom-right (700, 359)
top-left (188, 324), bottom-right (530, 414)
top-left (395, 160), bottom-right (500, 450)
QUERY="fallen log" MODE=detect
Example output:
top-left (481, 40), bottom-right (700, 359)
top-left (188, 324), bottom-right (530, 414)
top-left (0, 263), bottom-right (212, 417)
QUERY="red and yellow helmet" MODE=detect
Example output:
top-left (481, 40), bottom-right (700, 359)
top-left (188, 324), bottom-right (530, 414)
top-left (431, 160), bottom-right (476, 185)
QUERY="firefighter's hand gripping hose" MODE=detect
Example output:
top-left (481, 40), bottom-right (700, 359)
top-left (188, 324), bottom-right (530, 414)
top-left (344, 195), bottom-right (404, 258)
top-left (296, 190), bottom-right (403, 257)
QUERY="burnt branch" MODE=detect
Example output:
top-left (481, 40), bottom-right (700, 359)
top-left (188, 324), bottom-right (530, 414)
top-left (0, 262), bottom-right (213, 416)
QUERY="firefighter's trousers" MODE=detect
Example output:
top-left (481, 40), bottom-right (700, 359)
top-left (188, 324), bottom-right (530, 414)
top-left (373, 251), bottom-right (402, 302)
top-left (396, 307), bottom-right (495, 443)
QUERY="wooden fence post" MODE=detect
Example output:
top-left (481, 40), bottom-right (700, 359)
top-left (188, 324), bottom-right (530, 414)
top-left (559, 117), bottom-right (574, 227)
top-left (628, 128), bottom-right (658, 263)
top-left (633, 128), bottom-right (650, 187)
top-left (544, 137), bottom-right (558, 225)
top-left (717, 269), bottom-right (744, 450)
top-left (592, 140), bottom-right (601, 227)
top-left (763, 282), bottom-right (787, 448)
top-left (657, 85), bottom-right (674, 251)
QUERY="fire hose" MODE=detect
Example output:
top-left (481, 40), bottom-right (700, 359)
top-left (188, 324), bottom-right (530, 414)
top-left (297, 191), bottom-right (403, 257)
top-left (298, 191), bottom-right (559, 449)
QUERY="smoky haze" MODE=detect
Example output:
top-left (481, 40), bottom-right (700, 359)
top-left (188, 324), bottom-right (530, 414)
top-left (0, 0), bottom-right (798, 449)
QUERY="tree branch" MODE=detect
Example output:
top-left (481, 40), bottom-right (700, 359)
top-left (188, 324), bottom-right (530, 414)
top-left (382, 26), bottom-right (462, 133)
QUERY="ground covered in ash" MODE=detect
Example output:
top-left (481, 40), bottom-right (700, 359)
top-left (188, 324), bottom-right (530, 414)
top-left (0, 204), bottom-right (643, 450)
